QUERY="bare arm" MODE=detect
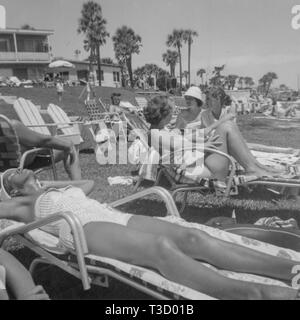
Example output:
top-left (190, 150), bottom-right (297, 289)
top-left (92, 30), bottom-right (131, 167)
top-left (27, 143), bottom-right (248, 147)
top-left (11, 120), bottom-right (73, 152)
top-left (0, 249), bottom-right (49, 300)
top-left (40, 180), bottom-right (95, 195)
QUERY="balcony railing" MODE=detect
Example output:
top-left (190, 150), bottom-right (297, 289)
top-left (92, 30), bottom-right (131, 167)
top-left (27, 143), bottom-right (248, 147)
top-left (17, 52), bottom-right (51, 61)
top-left (0, 52), bottom-right (17, 61)
top-left (0, 51), bottom-right (51, 62)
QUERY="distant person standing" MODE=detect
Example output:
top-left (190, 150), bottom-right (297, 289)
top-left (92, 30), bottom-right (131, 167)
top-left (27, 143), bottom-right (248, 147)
top-left (56, 79), bottom-right (64, 102)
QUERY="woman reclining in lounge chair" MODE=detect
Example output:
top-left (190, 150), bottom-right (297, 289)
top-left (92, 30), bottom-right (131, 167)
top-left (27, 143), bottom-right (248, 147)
top-left (0, 168), bottom-right (300, 300)
top-left (9, 119), bottom-right (81, 180)
top-left (174, 87), bottom-right (282, 179)
top-left (0, 248), bottom-right (49, 300)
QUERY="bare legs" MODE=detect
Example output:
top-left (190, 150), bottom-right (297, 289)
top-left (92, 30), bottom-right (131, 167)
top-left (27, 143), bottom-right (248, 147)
top-left (83, 217), bottom-right (299, 300)
top-left (205, 121), bottom-right (279, 179)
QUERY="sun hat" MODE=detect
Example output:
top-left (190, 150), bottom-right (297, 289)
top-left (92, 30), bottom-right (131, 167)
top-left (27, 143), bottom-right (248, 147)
top-left (184, 86), bottom-right (205, 103)
top-left (0, 168), bottom-right (17, 201)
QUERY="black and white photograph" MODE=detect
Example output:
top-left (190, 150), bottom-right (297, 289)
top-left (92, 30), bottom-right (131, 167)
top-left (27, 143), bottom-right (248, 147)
top-left (0, 0), bottom-right (300, 302)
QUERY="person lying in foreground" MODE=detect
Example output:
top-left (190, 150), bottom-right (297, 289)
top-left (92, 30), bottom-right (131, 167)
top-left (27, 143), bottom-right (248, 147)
top-left (0, 248), bottom-right (49, 300)
top-left (174, 87), bottom-right (282, 179)
top-left (9, 119), bottom-right (81, 180)
top-left (1, 168), bottom-right (300, 300)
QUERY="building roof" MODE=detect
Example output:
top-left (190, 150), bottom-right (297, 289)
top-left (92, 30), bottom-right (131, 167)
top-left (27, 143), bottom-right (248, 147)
top-left (67, 59), bottom-right (121, 68)
top-left (0, 27), bottom-right (54, 35)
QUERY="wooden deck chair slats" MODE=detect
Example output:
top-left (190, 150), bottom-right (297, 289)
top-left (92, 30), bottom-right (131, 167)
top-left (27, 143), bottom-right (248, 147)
top-left (47, 104), bottom-right (83, 145)
top-left (14, 98), bottom-right (51, 135)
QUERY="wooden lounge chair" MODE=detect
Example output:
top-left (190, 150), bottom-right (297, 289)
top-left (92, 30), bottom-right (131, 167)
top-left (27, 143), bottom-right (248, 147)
top-left (13, 98), bottom-right (81, 146)
top-left (47, 104), bottom-right (83, 145)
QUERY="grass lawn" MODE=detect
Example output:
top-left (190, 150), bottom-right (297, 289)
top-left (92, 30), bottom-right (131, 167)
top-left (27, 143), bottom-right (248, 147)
top-left (1, 86), bottom-right (300, 299)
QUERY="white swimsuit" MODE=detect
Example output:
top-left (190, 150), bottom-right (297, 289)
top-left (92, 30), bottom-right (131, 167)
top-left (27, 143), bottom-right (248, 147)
top-left (35, 186), bottom-right (133, 246)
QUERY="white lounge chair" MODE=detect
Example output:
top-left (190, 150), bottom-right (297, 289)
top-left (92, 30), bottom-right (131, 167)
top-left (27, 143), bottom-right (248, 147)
top-left (13, 98), bottom-right (81, 146)
top-left (1, 186), bottom-right (298, 300)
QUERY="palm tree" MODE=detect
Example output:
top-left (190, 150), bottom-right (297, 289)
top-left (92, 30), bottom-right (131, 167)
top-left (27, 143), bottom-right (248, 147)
top-left (162, 50), bottom-right (178, 78)
top-left (244, 76), bottom-right (255, 89)
top-left (20, 24), bottom-right (35, 30)
top-left (74, 49), bottom-right (81, 60)
top-left (196, 68), bottom-right (206, 85)
top-left (238, 77), bottom-right (244, 89)
top-left (259, 72), bottom-right (278, 96)
top-left (83, 34), bottom-right (97, 77)
top-left (166, 29), bottom-right (185, 93)
top-left (183, 29), bottom-right (198, 87)
top-left (182, 70), bottom-right (189, 88)
top-left (134, 66), bottom-right (146, 88)
top-left (209, 65), bottom-right (225, 86)
top-left (112, 26), bottom-right (142, 88)
top-left (226, 74), bottom-right (238, 90)
top-left (78, 1), bottom-right (110, 86)
top-left (101, 57), bottom-right (114, 64)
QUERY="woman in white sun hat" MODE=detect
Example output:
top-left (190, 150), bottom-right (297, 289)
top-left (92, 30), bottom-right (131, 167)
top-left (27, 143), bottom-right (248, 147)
top-left (175, 86), bottom-right (281, 178)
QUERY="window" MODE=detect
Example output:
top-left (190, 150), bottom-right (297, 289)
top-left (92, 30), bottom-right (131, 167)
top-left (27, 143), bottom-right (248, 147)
top-left (16, 35), bottom-right (48, 52)
top-left (96, 70), bottom-right (104, 81)
top-left (0, 35), bottom-right (14, 52)
top-left (113, 71), bottom-right (120, 82)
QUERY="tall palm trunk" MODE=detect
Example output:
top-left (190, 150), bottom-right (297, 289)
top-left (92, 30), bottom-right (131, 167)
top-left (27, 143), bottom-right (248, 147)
top-left (120, 66), bottom-right (126, 87)
top-left (89, 48), bottom-right (93, 78)
top-left (178, 45), bottom-right (182, 93)
top-left (171, 64), bottom-right (175, 78)
top-left (126, 55), bottom-right (134, 88)
top-left (96, 45), bottom-right (102, 86)
top-left (188, 38), bottom-right (191, 87)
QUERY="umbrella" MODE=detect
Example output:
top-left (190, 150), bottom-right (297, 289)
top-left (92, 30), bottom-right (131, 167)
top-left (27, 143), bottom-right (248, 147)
top-left (48, 60), bottom-right (75, 68)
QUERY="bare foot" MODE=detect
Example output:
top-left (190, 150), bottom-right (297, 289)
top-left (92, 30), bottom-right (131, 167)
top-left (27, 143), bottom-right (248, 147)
top-left (244, 168), bottom-right (275, 178)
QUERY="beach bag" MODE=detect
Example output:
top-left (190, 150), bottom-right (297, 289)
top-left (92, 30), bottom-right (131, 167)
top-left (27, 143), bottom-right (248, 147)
top-left (95, 128), bottom-right (114, 165)
top-left (128, 138), bottom-right (148, 165)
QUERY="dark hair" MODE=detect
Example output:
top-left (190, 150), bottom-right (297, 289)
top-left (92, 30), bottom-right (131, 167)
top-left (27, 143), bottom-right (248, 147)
top-left (205, 86), bottom-right (228, 108)
top-left (143, 95), bottom-right (173, 125)
top-left (224, 94), bottom-right (232, 106)
top-left (111, 93), bottom-right (121, 103)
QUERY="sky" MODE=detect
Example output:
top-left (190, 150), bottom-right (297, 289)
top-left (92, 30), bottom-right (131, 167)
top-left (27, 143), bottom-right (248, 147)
top-left (1, 0), bottom-right (300, 88)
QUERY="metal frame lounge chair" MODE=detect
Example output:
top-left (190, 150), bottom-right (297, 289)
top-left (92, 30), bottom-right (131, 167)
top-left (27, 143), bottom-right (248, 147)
top-left (0, 114), bottom-right (57, 179)
top-left (133, 130), bottom-right (300, 213)
top-left (132, 130), bottom-right (237, 213)
top-left (1, 186), bottom-right (299, 300)
top-left (0, 187), bottom-right (214, 300)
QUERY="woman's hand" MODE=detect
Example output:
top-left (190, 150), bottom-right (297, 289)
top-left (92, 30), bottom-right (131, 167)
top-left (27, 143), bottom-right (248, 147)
top-left (19, 285), bottom-right (50, 300)
top-left (204, 134), bottom-right (223, 150)
top-left (64, 143), bottom-right (77, 165)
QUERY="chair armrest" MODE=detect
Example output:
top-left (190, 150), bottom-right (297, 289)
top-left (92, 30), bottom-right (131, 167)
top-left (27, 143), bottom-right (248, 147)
top-left (0, 211), bottom-right (88, 254)
top-left (109, 186), bottom-right (180, 217)
top-left (161, 147), bottom-right (236, 197)
top-left (0, 211), bottom-right (90, 290)
top-left (27, 123), bottom-right (58, 136)
top-left (19, 147), bottom-right (53, 170)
